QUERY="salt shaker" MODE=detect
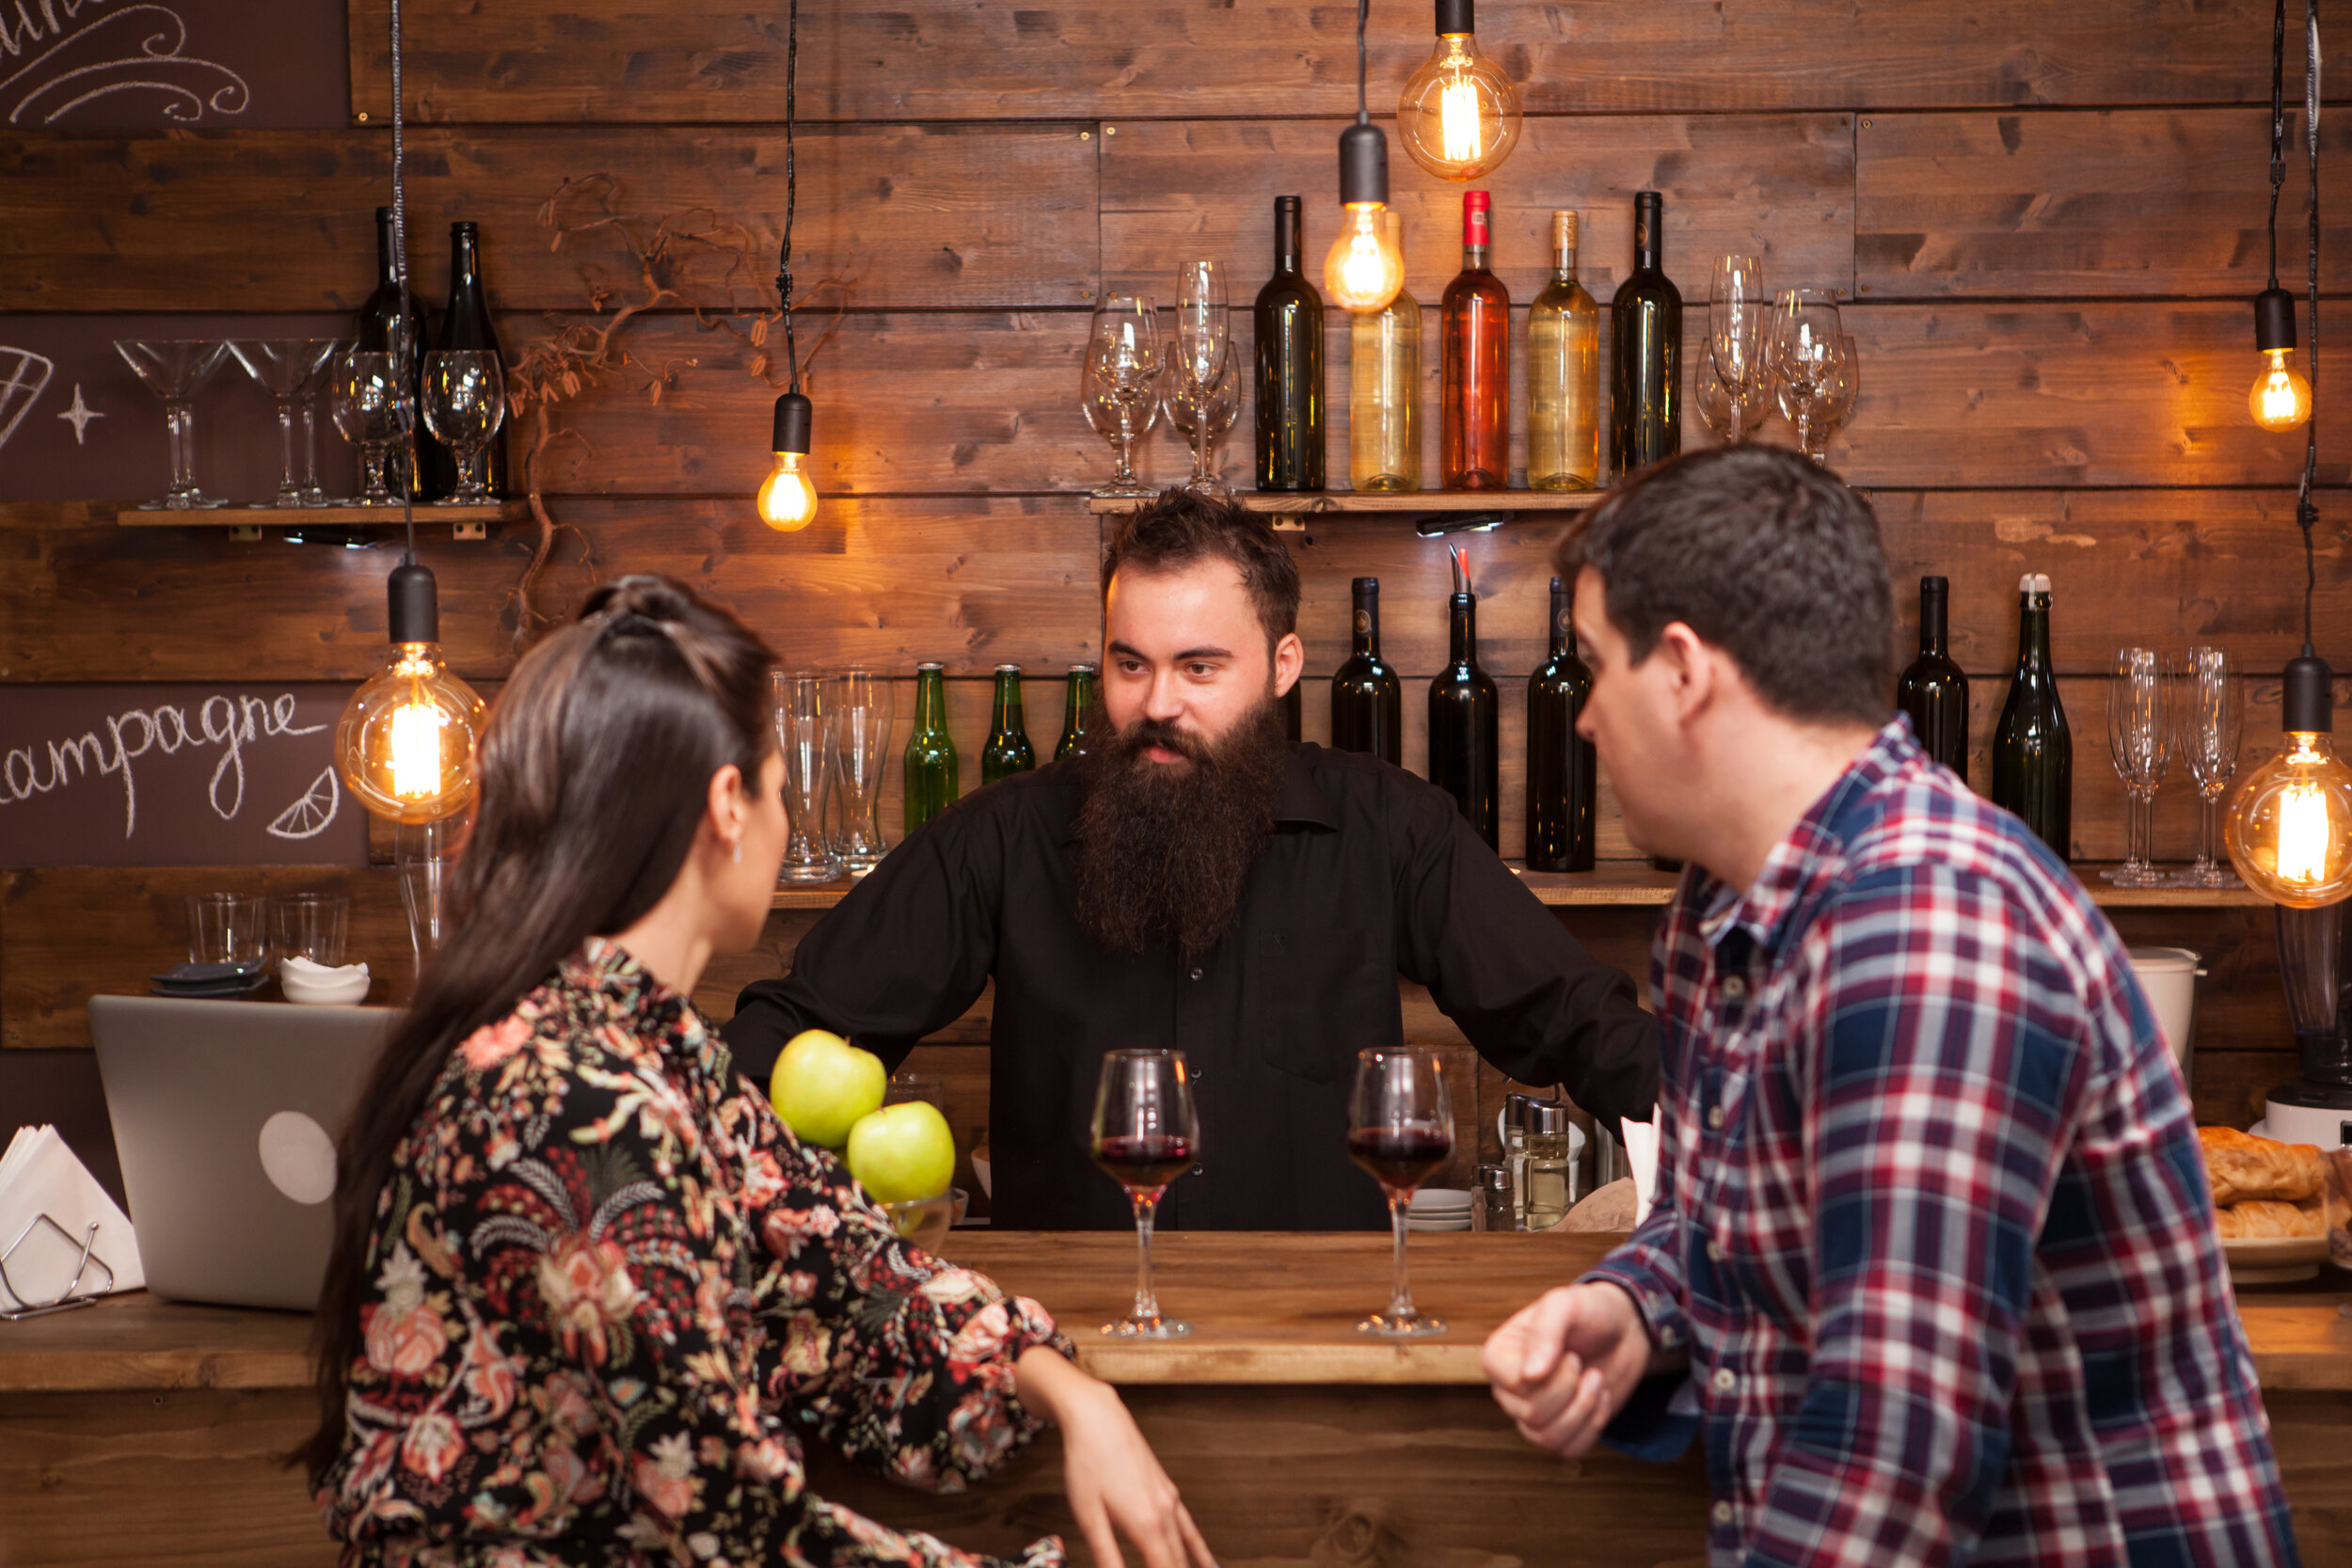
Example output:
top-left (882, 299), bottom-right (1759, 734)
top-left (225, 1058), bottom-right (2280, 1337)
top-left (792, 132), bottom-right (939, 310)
top-left (1475, 1164), bottom-right (1514, 1232)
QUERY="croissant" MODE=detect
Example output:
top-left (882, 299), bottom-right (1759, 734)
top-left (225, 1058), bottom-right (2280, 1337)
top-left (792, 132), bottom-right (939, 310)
top-left (2216, 1199), bottom-right (2326, 1239)
top-left (2200, 1125), bottom-right (2328, 1206)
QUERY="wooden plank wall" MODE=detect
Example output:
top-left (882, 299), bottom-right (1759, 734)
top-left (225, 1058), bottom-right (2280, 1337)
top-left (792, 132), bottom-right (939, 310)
top-left (6, 0), bottom-right (2350, 1143)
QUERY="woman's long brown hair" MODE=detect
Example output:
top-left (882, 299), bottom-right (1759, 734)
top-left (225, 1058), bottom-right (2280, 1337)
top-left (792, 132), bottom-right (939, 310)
top-left (299, 575), bottom-right (775, 1484)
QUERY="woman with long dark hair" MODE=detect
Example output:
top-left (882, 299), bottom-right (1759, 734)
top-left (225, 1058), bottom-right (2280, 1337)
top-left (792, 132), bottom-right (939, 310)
top-left (305, 577), bottom-right (1212, 1568)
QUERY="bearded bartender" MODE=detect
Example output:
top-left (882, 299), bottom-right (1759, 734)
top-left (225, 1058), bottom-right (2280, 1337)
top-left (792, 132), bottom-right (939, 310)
top-left (724, 492), bottom-right (1659, 1229)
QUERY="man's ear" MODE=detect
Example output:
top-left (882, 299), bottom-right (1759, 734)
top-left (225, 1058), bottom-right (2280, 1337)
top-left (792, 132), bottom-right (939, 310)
top-left (1653, 622), bottom-right (1716, 722)
top-left (1273, 631), bottom-right (1305, 699)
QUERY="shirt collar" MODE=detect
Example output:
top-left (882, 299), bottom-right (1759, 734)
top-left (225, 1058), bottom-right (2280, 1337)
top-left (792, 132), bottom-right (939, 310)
top-left (561, 936), bottom-right (701, 1057)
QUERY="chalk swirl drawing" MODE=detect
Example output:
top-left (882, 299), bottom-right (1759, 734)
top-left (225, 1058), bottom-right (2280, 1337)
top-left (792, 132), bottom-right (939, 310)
top-left (267, 766), bottom-right (341, 840)
top-left (0, 0), bottom-right (251, 125)
top-left (0, 347), bottom-right (54, 453)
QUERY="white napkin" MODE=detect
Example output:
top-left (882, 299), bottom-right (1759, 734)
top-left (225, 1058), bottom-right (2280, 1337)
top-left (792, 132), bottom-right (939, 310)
top-left (0, 1126), bottom-right (143, 1310)
top-left (1619, 1112), bottom-right (1661, 1229)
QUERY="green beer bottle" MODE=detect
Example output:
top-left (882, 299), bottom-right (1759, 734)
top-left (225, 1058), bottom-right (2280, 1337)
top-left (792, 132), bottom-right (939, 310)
top-left (981, 664), bottom-right (1037, 784)
top-left (1056, 663), bottom-right (1099, 762)
top-left (903, 661), bottom-right (959, 835)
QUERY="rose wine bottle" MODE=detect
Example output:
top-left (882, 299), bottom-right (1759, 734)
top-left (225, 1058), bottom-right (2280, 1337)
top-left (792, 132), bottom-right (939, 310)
top-left (1440, 189), bottom-right (1510, 490)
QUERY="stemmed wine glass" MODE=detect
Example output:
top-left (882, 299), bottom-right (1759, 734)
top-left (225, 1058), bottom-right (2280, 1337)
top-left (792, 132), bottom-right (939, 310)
top-left (2174, 646), bottom-right (2245, 888)
top-left (773, 671), bottom-right (842, 883)
top-left (1164, 349), bottom-right (1240, 497)
top-left (1165, 262), bottom-right (1231, 494)
top-left (1768, 289), bottom-right (1844, 459)
top-left (2104, 646), bottom-right (2173, 886)
top-left (1085, 294), bottom-right (1162, 497)
top-left (227, 339), bottom-right (345, 507)
top-left (332, 351), bottom-right (411, 506)
top-left (1694, 347), bottom-right (1774, 444)
top-left (1782, 332), bottom-right (1860, 464)
top-left (1708, 255), bottom-right (1769, 443)
top-left (115, 339), bottom-right (231, 509)
top-left (828, 669), bottom-right (893, 877)
top-left (1348, 1047), bottom-right (1454, 1338)
top-left (1090, 1049), bottom-right (1200, 1338)
top-left (422, 350), bottom-right (506, 503)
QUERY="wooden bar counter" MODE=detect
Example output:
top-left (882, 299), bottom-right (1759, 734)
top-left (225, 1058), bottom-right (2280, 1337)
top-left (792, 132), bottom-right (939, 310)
top-left (4, 1233), bottom-right (2349, 1566)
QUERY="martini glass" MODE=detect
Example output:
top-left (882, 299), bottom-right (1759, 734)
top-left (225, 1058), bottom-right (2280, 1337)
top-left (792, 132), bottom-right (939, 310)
top-left (115, 340), bottom-right (231, 509)
top-left (229, 339), bottom-right (346, 507)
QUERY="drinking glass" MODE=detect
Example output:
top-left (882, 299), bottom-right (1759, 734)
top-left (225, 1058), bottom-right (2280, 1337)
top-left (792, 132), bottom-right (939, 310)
top-left (1767, 289), bottom-right (1844, 459)
top-left (1163, 348), bottom-right (1239, 497)
top-left (2104, 647), bottom-right (2173, 886)
top-left (2174, 645), bottom-right (2245, 888)
top-left (270, 893), bottom-right (349, 966)
top-left (773, 671), bottom-right (841, 883)
top-left (227, 339), bottom-right (345, 506)
top-left (333, 352), bottom-right (411, 506)
top-left (1348, 1047), bottom-right (1454, 1338)
top-left (116, 340), bottom-right (231, 509)
top-left (1783, 332), bottom-right (1861, 463)
top-left (295, 343), bottom-right (342, 503)
top-left (395, 818), bottom-right (456, 975)
top-left (1085, 294), bottom-right (1162, 497)
top-left (185, 893), bottom-right (269, 966)
top-left (1693, 350), bottom-right (1773, 445)
top-left (422, 351), bottom-right (506, 503)
top-left (1090, 1049), bottom-right (1200, 1338)
top-left (1708, 255), bottom-right (1769, 443)
top-left (828, 669), bottom-right (893, 876)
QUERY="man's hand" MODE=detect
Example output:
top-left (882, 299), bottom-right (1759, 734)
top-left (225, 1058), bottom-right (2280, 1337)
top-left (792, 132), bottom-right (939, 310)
top-left (1481, 1282), bottom-right (1665, 1458)
top-left (1016, 1346), bottom-right (1216, 1568)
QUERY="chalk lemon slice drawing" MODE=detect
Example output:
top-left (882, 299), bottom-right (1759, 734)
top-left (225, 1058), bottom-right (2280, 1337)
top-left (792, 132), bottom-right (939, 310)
top-left (267, 767), bottom-right (341, 839)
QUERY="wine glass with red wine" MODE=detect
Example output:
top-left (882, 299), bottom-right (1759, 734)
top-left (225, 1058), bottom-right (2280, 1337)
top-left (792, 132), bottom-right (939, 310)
top-left (1089, 1048), bottom-right (1200, 1338)
top-left (1347, 1047), bottom-right (1454, 1338)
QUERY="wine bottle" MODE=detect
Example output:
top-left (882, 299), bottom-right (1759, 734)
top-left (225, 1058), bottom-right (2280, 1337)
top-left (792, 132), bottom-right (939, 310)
top-left (1609, 189), bottom-right (1682, 478)
top-left (1330, 576), bottom-right (1403, 765)
top-left (427, 221), bottom-right (510, 498)
top-left (1898, 575), bottom-right (1970, 777)
top-left (1526, 576), bottom-right (1597, 872)
top-left (356, 205), bottom-right (436, 500)
top-left (1440, 189), bottom-right (1510, 491)
top-left (1349, 217), bottom-right (1421, 493)
top-left (1427, 548), bottom-right (1500, 848)
top-left (1055, 663), bottom-right (1098, 762)
top-left (1991, 573), bottom-right (2072, 858)
top-left (904, 661), bottom-right (959, 834)
top-left (1527, 211), bottom-right (1600, 492)
top-left (1254, 195), bottom-right (1326, 492)
top-left (981, 664), bottom-right (1037, 784)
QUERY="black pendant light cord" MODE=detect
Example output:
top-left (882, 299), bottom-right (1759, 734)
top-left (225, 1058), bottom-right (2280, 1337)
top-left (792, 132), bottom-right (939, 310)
top-left (389, 0), bottom-right (416, 567)
top-left (1357, 0), bottom-right (1370, 126)
top-left (772, 0), bottom-right (801, 395)
top-left (2273, 0), bottom-right (2289, 290)
top-left (2299, 0), bottom-right (2322, 652)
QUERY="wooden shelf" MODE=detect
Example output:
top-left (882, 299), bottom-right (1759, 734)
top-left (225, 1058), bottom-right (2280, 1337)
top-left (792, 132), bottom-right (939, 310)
top-left (111, 500), bottom-right (524, 540)
top-left (1086, 489), bottom-right (1603, 516)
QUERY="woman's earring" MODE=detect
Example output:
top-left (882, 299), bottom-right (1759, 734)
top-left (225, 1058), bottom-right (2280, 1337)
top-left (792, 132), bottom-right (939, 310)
top-left (731, 837), bottom-right (743, 865)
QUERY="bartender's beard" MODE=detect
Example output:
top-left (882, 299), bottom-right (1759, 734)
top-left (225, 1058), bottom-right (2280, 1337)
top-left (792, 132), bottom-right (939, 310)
top-left (1071, 695), bottom-right (1291, 957)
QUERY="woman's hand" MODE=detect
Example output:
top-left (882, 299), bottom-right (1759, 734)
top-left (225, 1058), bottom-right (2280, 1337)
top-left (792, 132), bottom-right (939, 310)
top-left (1015, 1347), bottom-right (1216, 1568)
top-left (1480, 1282), bottom-right (1671, 1458)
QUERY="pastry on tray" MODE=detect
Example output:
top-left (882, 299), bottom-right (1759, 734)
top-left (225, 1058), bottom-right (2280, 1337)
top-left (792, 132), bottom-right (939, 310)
top-left (2215, 1197), bottom-right (2326, 1239)
top-left (2198, 1125), bottom-right (2328, 1207)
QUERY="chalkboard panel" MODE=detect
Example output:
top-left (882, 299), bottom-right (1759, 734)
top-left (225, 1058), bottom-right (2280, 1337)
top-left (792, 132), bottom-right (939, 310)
top-left (0, 683), bottom-right (366, 866)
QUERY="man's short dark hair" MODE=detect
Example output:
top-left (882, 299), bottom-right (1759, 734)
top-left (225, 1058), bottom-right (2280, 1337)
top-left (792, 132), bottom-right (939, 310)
top-left (1102, 488), bottom-right (1301, 648)
top-left (1555, 446), bottom-right (1893, 727)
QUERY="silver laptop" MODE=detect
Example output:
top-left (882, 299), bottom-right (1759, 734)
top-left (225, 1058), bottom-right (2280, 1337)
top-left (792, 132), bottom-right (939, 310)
top-left (89, 995), bottom-right (397, 1310)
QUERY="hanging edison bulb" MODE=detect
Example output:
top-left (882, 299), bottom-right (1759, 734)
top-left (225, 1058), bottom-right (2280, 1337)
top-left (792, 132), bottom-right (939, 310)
top-left (1324, 120), bottom-right (1406, 313)
top-left (757, 389), bottom-right (819, 531)
top-left (2249, 285), bottom-right (2314, 434)
top-left (336, 563), bottom-right (486, 824)
top-left (1396, 0), bottom-right (1522, 182)
top-left (2226, 652), bottom-right (2352, 907)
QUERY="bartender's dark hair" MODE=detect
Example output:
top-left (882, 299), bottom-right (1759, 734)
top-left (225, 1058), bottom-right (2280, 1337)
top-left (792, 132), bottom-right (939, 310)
top-left (1103, 487), bottom-right (1300, 648)
top-left (299, 575), bottom-right (775, 1484)
top-left (1555, 445), bottom-right (1893, 727)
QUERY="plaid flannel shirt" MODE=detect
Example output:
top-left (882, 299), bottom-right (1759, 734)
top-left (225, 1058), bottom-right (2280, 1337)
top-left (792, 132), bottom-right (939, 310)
top-left (1588, 719), bottom-right (2299, 1568)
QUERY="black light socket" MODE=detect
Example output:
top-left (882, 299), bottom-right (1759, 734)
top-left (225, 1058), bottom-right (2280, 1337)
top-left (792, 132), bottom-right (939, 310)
top-left (387, 562), bottom-right (440, 646)
top-left (2256, 286), bottom-right (2299, 354)
top-left (1338, 120), bottom-right (1389, 208)
top-left (2284, 648), bottom-right (2336, 734)
top-left (771, 389), bottom-right (812, 456)
top-left (1436, 0), bottom-right (1474, 35)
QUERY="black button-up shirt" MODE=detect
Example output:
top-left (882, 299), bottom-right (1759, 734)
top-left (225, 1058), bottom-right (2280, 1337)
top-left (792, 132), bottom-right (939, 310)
top-left (723, 744), bottom-right (1658, 1230)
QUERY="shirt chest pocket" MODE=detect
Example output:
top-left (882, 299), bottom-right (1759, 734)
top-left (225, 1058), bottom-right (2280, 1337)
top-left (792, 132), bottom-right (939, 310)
top-left (1249, 925), bottom-right (1395, 1086)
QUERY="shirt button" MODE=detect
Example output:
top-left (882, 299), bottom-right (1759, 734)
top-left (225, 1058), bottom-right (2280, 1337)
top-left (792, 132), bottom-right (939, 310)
top-left (1721, 976), bottom-right (1747, 1000)
top-left (1707, 1105), bottom-right (1724, 1130)
top-left (1189, 1164), bottom-right (1204, 1177)
top-left (1711, 1368), bottom-right (1735, 1393)
top-left (1706, 1240), bottom-right (1724, 1263)
top-left (1711, 1501), bottom-right (1734, 1526)
top-left (1658, 1327), bottom-right (1677, 1347)
top-left (1189, 966), bottom-right (1203, 981)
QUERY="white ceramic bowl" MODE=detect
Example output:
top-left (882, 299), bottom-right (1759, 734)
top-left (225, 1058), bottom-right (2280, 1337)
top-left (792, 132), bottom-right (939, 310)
top-left (280, 959), bottom-right (371, 1006)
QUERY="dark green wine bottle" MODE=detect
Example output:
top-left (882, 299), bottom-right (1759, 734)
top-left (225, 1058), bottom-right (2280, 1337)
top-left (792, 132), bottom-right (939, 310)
top-left (981, 664), bottom-right (1036, 784)
top-left (1055, 663), bottom-right (1098, 762)
top-left (1608, 190), bottom-right (1681, 479)
top-left (1526, 576), bottom-right (1597, 872)
top-left (1427, 563), bottom-right (1500, 849)
top-left (1331, 576), bottom-right (1402, 765)
top-left (1254, 195), bottom-right (1326, 491)
top-left (1991, 572), bottom-right (2072, 858)
top-left (904, 661), bottom-right (959, 834)
top-left (1898, 575), bottom-right (1970, 777)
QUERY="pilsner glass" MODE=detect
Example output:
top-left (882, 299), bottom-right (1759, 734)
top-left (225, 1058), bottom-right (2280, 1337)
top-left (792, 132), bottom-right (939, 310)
top-left (1090, 1049), bottom-right (1200, 1338)
top-left (1347, 1047), bottom-right (1454, 1338)
top-left (773, 672), bottom-right (841, 883)
top-left (828, 670), bottom-right (892, 875)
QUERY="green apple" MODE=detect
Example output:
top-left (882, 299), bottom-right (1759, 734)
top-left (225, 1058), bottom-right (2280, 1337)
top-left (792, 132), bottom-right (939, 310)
top-left (846, 1101), bottom-right (956, 1204)
top-left (768, 1029), bottom-right (886, 1149)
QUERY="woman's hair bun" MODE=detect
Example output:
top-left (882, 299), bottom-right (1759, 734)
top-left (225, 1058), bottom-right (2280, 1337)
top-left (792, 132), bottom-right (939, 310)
top-left (580, 574), bottom-right (695, 626)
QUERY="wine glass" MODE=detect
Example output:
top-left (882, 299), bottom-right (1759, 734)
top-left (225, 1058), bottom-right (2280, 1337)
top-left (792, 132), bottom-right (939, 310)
top-left (773, 671), bottom-right (841, 883)
top-left (1163, 347), bottom-right (1239, 497)
top-left (227, 339), bottom-right (345, 507)
top-left (1694, 349), bottom-right (1774, 445)
top-left (2104, 647), bottom-right (2173, 887)
top-left (828, 669), bottom-right (893, 877)
top-left (1347, 1047), bottom-right (1454, 1338)
top-left (421, 351), bottom-right (506, 503)
top-left (1085, 294), bottom-right (1162, 497)
top-left (332, 351), bottom-right (411, 506)
top-left (1708, 255), bottom-right (1769, 443)
top-left (2175, 646), bottom-right (2245, 888)
top-left (1782, 332), bottom-right (1861, 464)
top-left (1090, 1049), bottom-right (1200, 1338)
top-left (294, 342), bottom-right (343, 504)
top-left (115, 339), bottom-right (231, 509)
top-left (1767, 289), bottom-right (1844, 459)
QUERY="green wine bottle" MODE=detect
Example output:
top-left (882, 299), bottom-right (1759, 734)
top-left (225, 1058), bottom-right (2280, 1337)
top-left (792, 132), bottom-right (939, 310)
top-left (1330, 576), bottom-right (1402, 764)
top-left (1427, 548), bottom-right (1500, 849)
top-left (982, 664), bottom-right (1037, 784)
top-left (1526, 577), bottom-right (1597, 871)
top-left (1898, 575), bottom-right (1970, 776)
top-left (1991, 572), bottom-right (2072, 858)
top-left (1056, 663), bottom-right (1099, 762)
top-left (903, 661), bottom-right (959, 835)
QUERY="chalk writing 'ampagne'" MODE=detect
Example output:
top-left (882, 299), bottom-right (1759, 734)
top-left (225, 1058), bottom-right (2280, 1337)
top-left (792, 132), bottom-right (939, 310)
top-left (0, 694), bottom-right (326, 837)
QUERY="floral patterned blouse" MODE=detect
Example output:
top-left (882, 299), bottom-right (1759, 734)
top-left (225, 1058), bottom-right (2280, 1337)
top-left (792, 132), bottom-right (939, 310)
top-left (319, 939), bottom-right (1073, 1568)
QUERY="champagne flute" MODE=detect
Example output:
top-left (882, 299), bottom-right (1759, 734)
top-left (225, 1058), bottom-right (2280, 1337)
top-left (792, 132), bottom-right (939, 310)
top-left (1090, 1049), bottom-right (1200, 1338)
top-left (1708, 255), bottom-right (1768, 443)
top-left (1767, 289), bottom-right (1843, 459)
top-left (1347, 1047), bottom-right (1454, 1338)
top-left (2103, 647), bottom-right (2172, 886)
top-left (2175, 646), bottom-right (2245, 888)
top-left (421, 350), bottom-right (506, 503)
top-left (1085, 294), bottom-right (1162, 497)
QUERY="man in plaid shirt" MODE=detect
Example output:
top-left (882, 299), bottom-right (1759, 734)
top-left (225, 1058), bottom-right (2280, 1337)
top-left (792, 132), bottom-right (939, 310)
top-left (1483, 447), bottom-right (2300, 1566)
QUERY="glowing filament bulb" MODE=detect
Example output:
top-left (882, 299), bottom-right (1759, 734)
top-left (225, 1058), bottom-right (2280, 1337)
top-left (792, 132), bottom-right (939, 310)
top-left (1324, 202), bottom-right (1406, 314)
top-left (388, 693), bottom-right (446, 800)
top-left (758, 449), bottom-right (819, 531)
top-left (1440, 74), bottom-right (1483, 163)
top-left (2250, 347), bottom-right (2313, 433)
top-left (2277, 780), bottom-right (2333, 886)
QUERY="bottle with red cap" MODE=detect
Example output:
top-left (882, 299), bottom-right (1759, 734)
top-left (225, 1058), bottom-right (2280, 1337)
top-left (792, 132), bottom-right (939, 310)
top-left (1440, 189), bottom-right (1511, 490)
